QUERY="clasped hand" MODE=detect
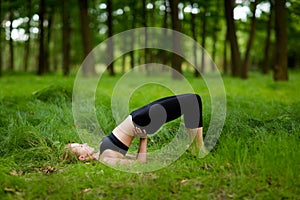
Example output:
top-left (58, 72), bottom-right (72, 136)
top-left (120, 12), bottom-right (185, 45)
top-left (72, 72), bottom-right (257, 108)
top-left (134, 127), bottom-right (147, 138)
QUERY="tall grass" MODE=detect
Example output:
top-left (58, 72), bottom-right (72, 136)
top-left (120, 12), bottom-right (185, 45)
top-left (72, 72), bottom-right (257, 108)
top-left (0, 71), bottom-right (299, 199)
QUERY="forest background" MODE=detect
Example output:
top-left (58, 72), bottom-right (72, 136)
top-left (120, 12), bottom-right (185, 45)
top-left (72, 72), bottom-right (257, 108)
top-left (0, 0), bottom-right (299, 79)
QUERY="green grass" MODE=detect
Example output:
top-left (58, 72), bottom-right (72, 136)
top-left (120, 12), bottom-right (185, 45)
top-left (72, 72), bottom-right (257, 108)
top-left (0, 71), bottom-right (299, 199)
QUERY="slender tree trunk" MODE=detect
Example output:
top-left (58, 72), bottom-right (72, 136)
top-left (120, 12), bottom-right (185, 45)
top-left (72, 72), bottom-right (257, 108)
top-left (106, 0), bottom-right (115, 76)
top-left (8, 10), bottom-right (14, 71)
top-left (52, 29), bottom-right (59, 72)
top-left (273, 0), bottom-right (288, 81)
top-left (44, 9), bottom-right (53, 73)
top-left (211, 1), bottom-right (220, 72)
top-left (142, 0), bottom-right (149, 73)
top-left (263, 0), bottom-right (273, 74)
top-left (121, 56), bottom-right (126, 73)
top-left (241, 1), bottom-right (258, 79)
top-left (200, 4), bottom-right (207, 74)
top-left (37, 0), bottom-right (45, 75)
top-left (224, 0), bottom-right (242, 77)
top-left (78, 0), bottom-right (96, 76)
top-left (211, 25), bottom-right (218, 72)
top-left (24, 0), bottom-right (31, 72)
top-left (191, 11), bottom-right (199, 77)
top-left (148, 3), bottom-right (155, 64)
top-left (160, 0), bottom-right (169, 69)
top-left (0, 0), bottom-right (2, 76)
top-left (223, 29), bottom-right (229, 74)
top-left (62, 0), bottom-right (71, 76)
top-left (189, 0), bottom-right (199, 77)
top-left (169, 0), bottom-right (183, 79)
top-left (200, 3), bottom-right (206, 73)
top-left (129, 1), bottom-right (136, 69)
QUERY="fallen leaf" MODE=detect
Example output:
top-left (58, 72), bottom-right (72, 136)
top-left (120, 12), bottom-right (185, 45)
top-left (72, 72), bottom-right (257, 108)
top-left (40, 166), bottom-right (55, 174)
top-left (180, 179), bottom-right (188, 185)
top-left (4, 187), bottom-right (15, 193)
top-left (10, 169), bottom-right (23, 176)
top-left (81, 188), bottom-right (91, 193)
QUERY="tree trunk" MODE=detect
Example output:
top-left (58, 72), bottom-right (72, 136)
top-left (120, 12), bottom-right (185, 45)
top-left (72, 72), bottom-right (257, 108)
top-left (200, 4), bottom-right (207, 74)
top-left (78, 0), bottom-right (96, 76)
top-left (223, 29), bottom-right (229, 74)
top-left (169, 0), bottom-right (183, 79)
top-left (37, 0), bottom-right (45, 75)
top-left (106, 0), bottom-right (115, 76)
top-left (24, 0), bottom-right (31, 72)
top-left (211, 0), bottom-right (220, 72)
top-left (273, 0), bottom-right (288, 81)
top-left (189, 0), bottom-right (199, 77)
top-left (263, 0), bottom-right (273, 74)
top-left (62, 0), bottom-right (71, 76)
top-left (142, 0), bottom-right (149, 73)
top-left (159, 0), bottom-right (169, 69)
top-left (241, 0), bottom-right (258, 79)
top-left (0, 0), bottom-right (2, 76)
top-left (121, 55), bottom-right (126, 73)
top-left (8, 10), bottom-right (14, 71)
top-left (52, 30), bottom-right (59, 72)
top-left (129, 1), bottom-right (136, 69)
top-left (190, 10), bottom-right (199, 77)
top-left (44, 9), bottom-right (53, 73)
top-left (224, 0), bottom-right (242, 77)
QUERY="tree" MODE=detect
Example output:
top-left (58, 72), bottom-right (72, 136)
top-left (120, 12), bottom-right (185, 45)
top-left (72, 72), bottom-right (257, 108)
top-left (23, 0), bottom-right (32, 72)
top-left (241, 0), bottom-right (258, 79)
top-left (62, 0), bottom-right (71, 76)
top-left (169, 0), bottom-right (183, 79)
top-left (37, 0), bottom-right (46, 75)
top-left (44, 6), bottom-right (54, 74)
top-left (262, 0), bottom-right (274, 74)
top-left (273, 0), bottom-right (288, 81)
top-left (200, 2), bottom-right (208, 74)
top-left (106, 0), bottom-right (115, 76)
top-left (0, 0), bottom-right (2, 76)
top-left (160, 0), bottom-right (169, 67)
top-left (142, 0), bottom-right (149, 72)
top-left (129, 0), bottom-right (137, 69)
top-left (189, 0), bottom-right (199, 77)
top-left (78, 0), bottom-right (96, 76)
top-left (224, 0), bottom-right (242, 77)
top-left (223, 25), bottom-right (229, 74)
top-left (211, 0), bottom-right (221, 72)
top-left (8, 6), bottom-right (14, 71)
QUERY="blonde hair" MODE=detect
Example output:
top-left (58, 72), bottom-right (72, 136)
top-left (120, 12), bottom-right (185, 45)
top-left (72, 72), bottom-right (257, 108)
top-left (62, 144), bottom-right (79, 162)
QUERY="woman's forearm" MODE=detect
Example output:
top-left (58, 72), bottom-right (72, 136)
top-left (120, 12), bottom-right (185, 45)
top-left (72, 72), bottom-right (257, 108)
top-left (137, 138), bottom-right (147, 163)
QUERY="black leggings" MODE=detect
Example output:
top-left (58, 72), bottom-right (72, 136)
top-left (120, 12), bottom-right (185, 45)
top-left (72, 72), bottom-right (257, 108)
top-left (130, 93), bottom-right (203, 134)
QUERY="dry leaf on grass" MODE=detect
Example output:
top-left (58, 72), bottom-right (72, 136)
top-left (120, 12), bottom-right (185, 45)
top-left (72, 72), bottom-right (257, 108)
top-left (40, 166), bottom-right (55, 174)
top-left (180, 179), bottom-right (188, 185)
top-left (81, 188), bottom-right (91, 193)
top-left (10, 169), bottom-right (23, 176)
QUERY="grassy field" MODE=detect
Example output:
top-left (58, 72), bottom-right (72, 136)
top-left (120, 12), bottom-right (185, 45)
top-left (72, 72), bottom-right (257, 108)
top-left (0, 71), bottom-right (299, 200)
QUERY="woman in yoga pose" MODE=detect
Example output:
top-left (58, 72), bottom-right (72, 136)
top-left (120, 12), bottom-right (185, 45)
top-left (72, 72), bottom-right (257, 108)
top-left (66, 93), bottom-right (204, 165)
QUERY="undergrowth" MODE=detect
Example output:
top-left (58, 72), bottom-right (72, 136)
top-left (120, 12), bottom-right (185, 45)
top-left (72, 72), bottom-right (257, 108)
top-left (0, 71), bottom-right (299, 199)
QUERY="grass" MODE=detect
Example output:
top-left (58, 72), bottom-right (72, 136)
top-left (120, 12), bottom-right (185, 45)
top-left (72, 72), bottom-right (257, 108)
top-left (0, 71), bottom-right (299, 199)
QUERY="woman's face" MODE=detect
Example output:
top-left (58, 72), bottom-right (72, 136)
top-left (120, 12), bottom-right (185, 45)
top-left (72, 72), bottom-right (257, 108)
top-left (69, 143), bottom-right (95, 160)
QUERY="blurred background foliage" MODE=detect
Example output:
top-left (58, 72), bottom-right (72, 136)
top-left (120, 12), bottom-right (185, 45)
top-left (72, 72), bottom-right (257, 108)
top-left (0, 0), bottom-right (299, 80)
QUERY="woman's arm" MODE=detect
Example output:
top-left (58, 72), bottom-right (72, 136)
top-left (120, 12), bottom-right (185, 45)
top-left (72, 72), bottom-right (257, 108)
top-left (134, 127), bottom-right (147, 163)
top-left (136, 138), bottom-right (147, 163)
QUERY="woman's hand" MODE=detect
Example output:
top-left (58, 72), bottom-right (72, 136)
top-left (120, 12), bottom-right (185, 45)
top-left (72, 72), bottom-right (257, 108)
top-left (134, 127), bottom-right (147, 138)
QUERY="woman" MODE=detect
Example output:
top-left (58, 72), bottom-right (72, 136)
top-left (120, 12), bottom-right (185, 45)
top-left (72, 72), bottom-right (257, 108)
top-left (66, 93), bottom-right (204, 165)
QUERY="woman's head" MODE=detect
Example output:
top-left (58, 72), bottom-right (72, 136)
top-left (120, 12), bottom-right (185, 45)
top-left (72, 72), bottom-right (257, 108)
top-left (64, 143), bottom-right (95, 161)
